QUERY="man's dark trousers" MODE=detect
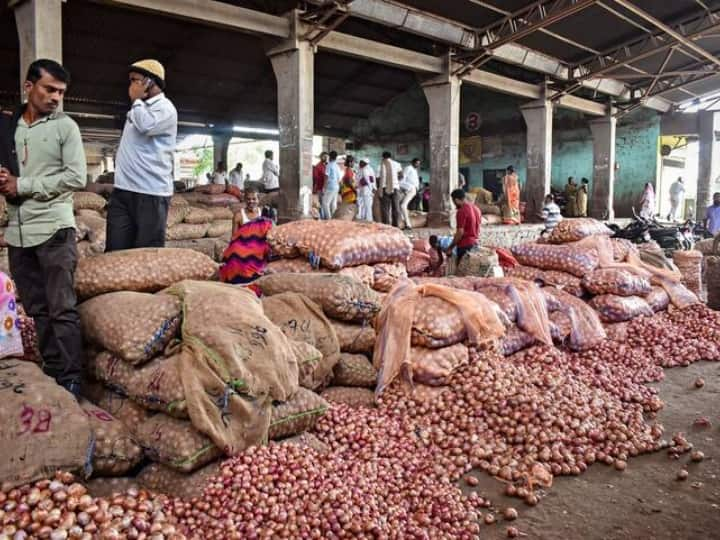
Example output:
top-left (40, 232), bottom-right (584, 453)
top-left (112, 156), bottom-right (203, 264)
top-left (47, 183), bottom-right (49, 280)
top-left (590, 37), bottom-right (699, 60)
top-left (9, 228), bottom-right (83, 386)
top-left (105, 188), bottom-right (170, 251)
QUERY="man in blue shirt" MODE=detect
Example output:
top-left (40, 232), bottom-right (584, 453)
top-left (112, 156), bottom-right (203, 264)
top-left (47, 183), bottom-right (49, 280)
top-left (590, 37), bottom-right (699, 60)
top-left (321, 150), bottom-right (341, 219)
top-left (705, 192), bottom-right (720, 235)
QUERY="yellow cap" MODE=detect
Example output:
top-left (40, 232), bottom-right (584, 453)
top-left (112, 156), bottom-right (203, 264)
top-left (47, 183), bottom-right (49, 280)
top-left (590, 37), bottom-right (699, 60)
top-left (129, 59), bottom-right (166, 89)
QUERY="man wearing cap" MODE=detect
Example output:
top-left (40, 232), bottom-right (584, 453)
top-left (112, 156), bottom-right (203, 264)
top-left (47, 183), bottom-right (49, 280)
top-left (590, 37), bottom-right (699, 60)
top-left (106, 59), bottom-right (177, 251)
top-left (356, 158), bottom-right (376, 222)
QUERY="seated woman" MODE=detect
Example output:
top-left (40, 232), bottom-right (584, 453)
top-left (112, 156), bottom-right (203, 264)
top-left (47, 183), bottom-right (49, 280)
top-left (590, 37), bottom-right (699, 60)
top-left (219, 188), bottom-right (273, 295)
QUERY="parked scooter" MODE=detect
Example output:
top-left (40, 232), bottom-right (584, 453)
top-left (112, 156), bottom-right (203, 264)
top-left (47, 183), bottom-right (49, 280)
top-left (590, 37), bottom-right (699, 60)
top-left (606, 208), bottom-right (691, 256)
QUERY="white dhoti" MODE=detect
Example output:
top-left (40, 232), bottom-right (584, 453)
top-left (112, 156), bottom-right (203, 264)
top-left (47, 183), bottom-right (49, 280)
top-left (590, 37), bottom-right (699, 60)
top-left (357, 186), bottom-right (375, 222)
top-left (668, 197), bottom-right (682, 221)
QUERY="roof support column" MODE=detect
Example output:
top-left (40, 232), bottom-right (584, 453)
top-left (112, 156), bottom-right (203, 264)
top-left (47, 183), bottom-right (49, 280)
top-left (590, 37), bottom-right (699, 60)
top-left (521, 99), bottom-right (553, 222)
top-left (268, 11), bottom-right (314, 222)
top-left (421, 65), bottom-right (461, 227)
top-left (13, 0), bottom-right (63, 97)
top-left (589, 114), bottom-right (616, 220)
top-left (212, 133), bottom-right (231, 170)
top-left (697, 110), bottom-right (720, 220)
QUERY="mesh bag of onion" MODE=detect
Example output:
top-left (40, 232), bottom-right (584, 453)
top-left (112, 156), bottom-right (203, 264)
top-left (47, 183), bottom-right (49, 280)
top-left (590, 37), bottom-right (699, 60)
top-left (411, 296), bottom-right (467, 348)
top-left (79, 399), bottom-right (143, 476)
top-left (267, 219), bottom-right (413, 270)
top-left (81, 381), bottom-right (152, 434)
top-left (672, 249), bottom-right (703, 298)
top-left (137, 461), bottom-right (221, 499)
top-left (546, 218), bottom-right (613, 244)
top-left (543, 286), bottom-right (606, 351)
top-left (289, 340), bottom-right (336, 391)
top-left (75, 248), bottom-right (218, 300)
top-left (276, 432), bottom-right (331, 454)
top-left (265, 258), bottom-right (315, 274)
top-left (339, 264), bottom-right (376, 288)
top-left (320, 386), bottom-right (376, 408)
top-left (410, 343), bottom-right (469, 386)
top-left (268, 388), bottom-right (329, 440)
top-left (165, 222), bottom-right (210, 241)
top-left (505, 265), bottom-right (584, 297)
top-left (166, 204), bottom-right (190, 227)
top-left (183, 206), bottom-right (213, 224)
top-left (372, 262), bottom-right (408, 293)
top-left (135, 414), bottom-right (222, 473)
top-left (18, 312), bottom-right (40, 363)
top-left (581, 268), bottom-right (652, 297)
top-left (78, 292), bottom-right (182, 365)
top-left (500, 326), bottom-right (536, 356)
top-left (88, 352), bottom-right (187, 417)
top-left (706, 256), bottom-right (720, 310)
top-left (589, 294), bottom-right (654, 323)
top-left (332, 353), bottom-right (377, 388)
top-left (255, 273), bottom-right (382, 322)
top-left (73, 191), bottom-right (107, 212)
top-left (331, 320), bottom-right (376, 354)
top-left (511, 242), bottom-right (600, 277)
top-left (645, 286), bottom-right (670, 312)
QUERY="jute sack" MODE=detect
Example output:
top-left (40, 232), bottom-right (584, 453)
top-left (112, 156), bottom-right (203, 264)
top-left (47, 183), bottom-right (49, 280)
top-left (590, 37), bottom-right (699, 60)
top-left (166, 238), bottom-right (217, 260)
top-left (261, 292), bottom-right (341, 361)
top-left (373, 263), bottom-right (408, 293)
top-left (265, 258), bottom-right (315, 274)
top-left (166, 223), bottom-right (210, 241)
top-left (76, 248), bottom-right (218, 300)
top-left (0, 360), bottom-right (93, 488)
top-left (183, 207), bottom-right (213, 224)
top-left (255, 273), bottom-right (382, 322)
top-left (206, 220), bottom-right (233, 238)
top-left (166, 281), bottom-right (298, 456)
top-left (73, 191), bottom-right (107, 212)
top-left (81, 381), bottom-right (151, 435)
top-left (89, 352), bottom-right (187, 418)
top-left (137, 461), bottom-right (221, 499)
top-left (338, 265), bottom-right (376, 289)
top-left (320, 386), bottom-right (375, 408)
top-left (410, 343), bottom-right (469, 386)
top-left (706, 256), bottom-right (720, 310)
top-left (290, 341), bottom-right (334, 391)
top-left (79, 400), bottom-right (143, 477)
top-left (330, 320), bottom-right (376, 354)
top-left (333, 202), bottom-right (357, 221)
top-left (332, 353), bottom-right (377, 388)
top-left (135, 414), bottom-right (222, 473)
top-left (204, 206), bottom-right (234, 221)
top-left (79, 292), bottom-right (181, 365)
top-left (268, 388), bottom-right (329, 440)
top-left (167, 205), bottom-right (190, 227)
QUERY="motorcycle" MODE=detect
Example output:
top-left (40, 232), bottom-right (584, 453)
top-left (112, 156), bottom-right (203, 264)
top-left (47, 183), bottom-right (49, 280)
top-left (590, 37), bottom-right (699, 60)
top-left (606, 208), bottom-right (692, 256)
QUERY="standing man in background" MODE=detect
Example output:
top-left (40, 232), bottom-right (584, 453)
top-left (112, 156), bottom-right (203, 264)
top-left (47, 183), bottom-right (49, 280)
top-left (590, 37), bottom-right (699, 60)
top-left (399, 158), bottom-right (421, 230)
top-left (228, 162), bottom-right (243, 188)
top-left (106, 59), bottom-right (177, 251)
top-left (668, 177), bottom-right (685, 222)
top-left (211, 161), bottom-right (227, 185)
top-left (356, 158), bottom-right (376, 222)
top-left (705, 192), bottom-right (720, 235)
top-left (0, 59), bottom-right (87, 397)
top-left (261, 149), bottom-right (280, 193)
top-left (313, 152), bottom-right (329, 218)
top-left (321, 151), bottom-right (341, 219)
top-left (377, 151), bottom-right (402, 227)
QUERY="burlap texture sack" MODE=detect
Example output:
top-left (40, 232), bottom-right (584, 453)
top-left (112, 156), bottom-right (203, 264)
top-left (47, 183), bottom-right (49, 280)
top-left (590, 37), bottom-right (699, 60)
top-left (511, 243), bottom-right (600, 277)
top-left (76, 248), bottom-right (218, 300)
top-left (589, 294), bottom-right (654, 323)
top-left (0, 360), bottom-right (93, 488)
top-left (135, 414), bottom-right (222, 473)
top-left (265, 258), bottom-right (314, 274)
top-left (137, 461), bottom-right (221, 499)
top-left (673, 250), bottom-right (703, 298)
top-left (332, 353), bottom-right (377, 388)
top-left (79, 292), bottom-right (181, 365)
top-left (581, 268), bottom-right (652, 297)
top-left (267, 220), bottom-right (412, 270)
top-left (338, 265), bottom-right (376, 289)
top-left (171, 196), bottom-right (191, 208)
top-left (407, 251), bottom-right (431, 276)
top-left (456, 246), bottom-right (499, 278)
top-left (167, 205), bottom-right (190, 227)
top-left (331, 320), bottom-right (376, 354)
top-left (73, 191), bottom-right (107, 212)
top-left (205, 206), bottom-right (234, 221)
top-left (547, 218), bottom-right (613, 244)
top-left (89, 352), bottom-right (187, 417)
top-left (256, 273), bottom-right (382, 322)
top-left (505, 265), bottom-right (584, 297)
top-left (166, 222), bottom-right (210, 241)
top-left (184, 207), bottom-right (213, 224)
top-left (321, 386), bottom-right (376, 408)
top-left (706, 256), bottom-right (720, 310)
top-left (289, 341), bottom-right (334, 390)
top-left (333, 203), bottom-right (357, 221)
top-left (373, 262), bottom-right (408, 292)
top-left (268, 388), bottom-right (329, 440)
top-left (79, 400), bottom-right (143, 476)
top-left (646, 286), bottom-right (670, 312)
top-left (206, 220), bottom-right (233, 238)
top-left (276, 432), bottom-right (330, 454)
top-left (410, 343), bottom-right (469, 386)
top-left (165, 281), bottom-right (298, 456)
top-left (166, 238), bottom-right (218, 259)
top-left (82, 381), bottom-right (152, 435)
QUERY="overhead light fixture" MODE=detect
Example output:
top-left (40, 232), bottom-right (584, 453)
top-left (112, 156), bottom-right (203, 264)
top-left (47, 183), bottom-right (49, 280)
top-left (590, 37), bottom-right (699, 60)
top-left (232, 126), bottom-right (279, 135)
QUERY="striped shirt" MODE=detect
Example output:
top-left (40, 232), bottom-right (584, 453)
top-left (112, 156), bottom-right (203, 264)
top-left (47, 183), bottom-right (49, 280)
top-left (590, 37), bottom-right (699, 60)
top-left (542, 202), bottom-right (562, 231)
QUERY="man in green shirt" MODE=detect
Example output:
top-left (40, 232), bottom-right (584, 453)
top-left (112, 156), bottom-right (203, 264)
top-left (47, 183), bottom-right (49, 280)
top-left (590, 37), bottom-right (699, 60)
top-left (0, 59), bottom-right (87, 398)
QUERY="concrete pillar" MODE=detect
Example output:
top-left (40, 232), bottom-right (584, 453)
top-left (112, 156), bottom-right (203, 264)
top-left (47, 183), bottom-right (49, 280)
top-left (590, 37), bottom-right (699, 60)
top-left (520, 100), bottom-right (553, 222)
top-left (422, 71), bottom-right (461, 227)
top-left (267, 12), bottom-right (314, 222)
top-left (589, 115), bottom-right (617, 220)
top-left (13, 0), bottom-right (63, 95)
top-left (212, 134), bottom-right (231, 168)
top-left (697, 110), bottom-right (720, 220)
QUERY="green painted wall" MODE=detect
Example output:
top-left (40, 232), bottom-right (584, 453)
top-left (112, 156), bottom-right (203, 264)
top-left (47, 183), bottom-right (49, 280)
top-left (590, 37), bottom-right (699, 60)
top-left (352, 84), bottom-right (661, 217)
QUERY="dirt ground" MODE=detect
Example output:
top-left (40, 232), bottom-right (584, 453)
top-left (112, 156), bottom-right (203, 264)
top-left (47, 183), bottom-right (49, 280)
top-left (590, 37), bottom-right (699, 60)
top-left (464, 361), bottom-right (720, 540)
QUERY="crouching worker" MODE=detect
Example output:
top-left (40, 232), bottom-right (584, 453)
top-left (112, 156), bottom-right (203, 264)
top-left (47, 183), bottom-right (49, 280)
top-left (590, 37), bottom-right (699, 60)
top-left (219, 188), bottom-right (273, 296)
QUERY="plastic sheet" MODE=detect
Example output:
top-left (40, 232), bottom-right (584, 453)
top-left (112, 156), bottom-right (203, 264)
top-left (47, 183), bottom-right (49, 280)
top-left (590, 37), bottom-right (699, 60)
top-left (506, 265), bottom-right (584, 297)
top-left (543, 287), bottom-right (607, 351)
top-left (589, 294), bottom-right (654, 323)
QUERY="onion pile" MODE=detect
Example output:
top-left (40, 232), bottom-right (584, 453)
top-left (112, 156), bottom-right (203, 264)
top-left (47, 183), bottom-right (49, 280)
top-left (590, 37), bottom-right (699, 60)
top-left (0, 472), bottom-right (183, 539)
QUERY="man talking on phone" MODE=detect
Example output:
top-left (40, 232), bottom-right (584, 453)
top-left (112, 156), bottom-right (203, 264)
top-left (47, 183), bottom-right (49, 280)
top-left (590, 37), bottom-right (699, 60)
top-left (106, 59), bottom-right (177, 251)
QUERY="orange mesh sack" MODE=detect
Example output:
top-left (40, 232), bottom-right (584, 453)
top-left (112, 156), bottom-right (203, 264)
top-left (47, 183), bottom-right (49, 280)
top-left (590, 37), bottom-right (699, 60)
top-left (265, 258), bottom-right (315, 274)
top-left (646, 286), bottom-right (670, 312)
top-left (505, 265), bottom-right (584, 297)
top-left (406, 251), bottom-right (432, 276)
top-left (511, 243), bottom-right (600, 277)
top-left (332, 353), bottom-right (377, 388)
top-left (610, 238), bottom-right (638, 261)
top-left (255, 273), bottom-right (382, 322)
top-left (589, 294), bottom-right (654, 323)
top-left (410, 343), bottom-right (469, 386)
top-left (268, 388), bottom-right (329, 440)
top-left (581, 268), bottom-right (652, 297)
top-left (547, 218), bottom-right (613, 244)
top-left (373, 263), bottom-right (408, 292)
top-left (331, 320), bottom-right (376, 354)
top-left (320, 386), bottom-right (376, 408)
top-left (183, 207), bottom-right (213, 224)
top-left (672, 250), bottom-right (703, 297)
top-left (411, 296), bottom-right (467, 348)
top-left (267, 220), bottom-right (412, 270)
top-left (338, 265), bottom-right (376, 289)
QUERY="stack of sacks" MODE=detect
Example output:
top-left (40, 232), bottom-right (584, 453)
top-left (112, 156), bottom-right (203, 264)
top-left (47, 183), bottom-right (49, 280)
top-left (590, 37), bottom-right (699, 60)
top-left (73, 191), bottom-right (108, 258)
top-left (255, 273), bottom-right (383, 408)
top-left (166, 194), bottom-right (236, 260)
top-left (75, 248), bottom-right (327, 492)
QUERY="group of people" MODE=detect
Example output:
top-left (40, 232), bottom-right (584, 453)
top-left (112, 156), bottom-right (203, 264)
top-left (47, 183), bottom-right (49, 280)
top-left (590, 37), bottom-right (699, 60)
top-left (312, 151), bottom-right (423, 229)
top-left (563, 176), bottom-right (590, 218)
top-left (209, 150), bottom-right (280, 194)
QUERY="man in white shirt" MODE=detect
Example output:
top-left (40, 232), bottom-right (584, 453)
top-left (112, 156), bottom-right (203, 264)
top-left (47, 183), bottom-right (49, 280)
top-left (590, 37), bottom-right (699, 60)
top-left (228, 162), bottom-right (243, 188)
top-left (377, 151), bottom-right (403, 227)
top-left (540, 194), bottom-right (563, 234)
top-left (667, 177), bottom-right (685, 221)
top-left (262, 150), bottom-right (280, 193)
top-left (356, 158), bottom-right (376, 222)
top-left (211, 161), bottom-right (227, 186)
top-left (399, 158), bottom-right (421, 230)
top-left (107, 59), bottom-right (177, 251)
